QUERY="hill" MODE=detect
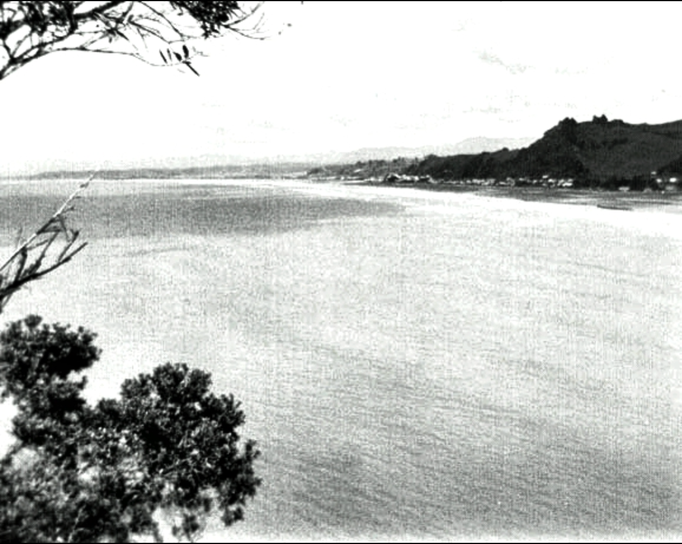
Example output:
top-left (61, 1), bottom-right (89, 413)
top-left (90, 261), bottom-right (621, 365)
top-left (21, 116), bottom-right (682, 190)
top-left (398, 116), bottom-right (682, 188)
top-left (510, 116), bottom-right (682, 180)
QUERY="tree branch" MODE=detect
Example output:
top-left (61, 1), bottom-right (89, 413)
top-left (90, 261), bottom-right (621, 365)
top-left (0, 176), bottom-right (94, 314)
top-left (73, 0), bottom-right (129, 21)
top-left (1, 2), bottom-right (267, 80)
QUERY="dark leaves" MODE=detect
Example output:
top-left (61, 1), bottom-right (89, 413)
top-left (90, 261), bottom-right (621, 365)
top-left (1, 1), bottom-right (260, 82)
top-left (0, 318), bottom-right (260, 542)
top-left (0, 315), bottom-right (100, 400)
top-left (169, 1), bottom-right (242, 37)
top-left (184, 61), bottom-right (200, 76)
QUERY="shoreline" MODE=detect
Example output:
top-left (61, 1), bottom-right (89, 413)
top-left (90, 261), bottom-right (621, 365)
top-left (4, 176), bottom-right (682, 214)
top-left (347, 180), bottom-right (682, 213)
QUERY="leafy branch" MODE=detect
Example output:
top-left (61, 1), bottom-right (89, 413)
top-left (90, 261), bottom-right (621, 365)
top-left (0, 1), bottom-right (267, 80)
top-left (0, 176), bottom-right (93, 314)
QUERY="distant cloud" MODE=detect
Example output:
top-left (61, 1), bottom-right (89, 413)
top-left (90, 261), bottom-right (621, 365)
top-left (477, 50), bottom-right (530, 74)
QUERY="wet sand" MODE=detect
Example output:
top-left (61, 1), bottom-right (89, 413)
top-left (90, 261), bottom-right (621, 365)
top-left (352, 181), bottom-right (682, 214)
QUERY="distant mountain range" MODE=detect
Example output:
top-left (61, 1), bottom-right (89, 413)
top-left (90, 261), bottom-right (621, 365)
top-left (23, 136), bottom-right (537, 180)
top-left (289, 137), bottom-right (537, 164)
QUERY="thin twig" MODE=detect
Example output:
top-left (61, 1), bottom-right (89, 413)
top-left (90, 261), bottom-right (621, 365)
top-left (0, 174), bottom-right (93, 275)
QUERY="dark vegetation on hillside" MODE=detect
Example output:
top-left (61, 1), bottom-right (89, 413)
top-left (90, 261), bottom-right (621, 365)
top-left (309, 116), bottom-right (682, 191)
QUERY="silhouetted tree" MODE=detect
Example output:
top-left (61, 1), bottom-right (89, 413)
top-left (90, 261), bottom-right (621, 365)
top-left (0, 1), bottom-right (266, 80)
top-left (0, 4), bottom-right (269, 541)
top-left (0, 315), bottom-right (260, 542)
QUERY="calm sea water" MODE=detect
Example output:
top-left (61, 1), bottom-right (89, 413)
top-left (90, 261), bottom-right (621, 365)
top-left (1, 179), bottom-right (681, 541)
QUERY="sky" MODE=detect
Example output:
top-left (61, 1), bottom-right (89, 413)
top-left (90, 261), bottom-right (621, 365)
top-left (1, 1), bottom-right (681, 175)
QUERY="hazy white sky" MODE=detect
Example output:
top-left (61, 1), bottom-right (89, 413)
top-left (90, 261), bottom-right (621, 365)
top-left (1, 1), bottom-right (681, 174)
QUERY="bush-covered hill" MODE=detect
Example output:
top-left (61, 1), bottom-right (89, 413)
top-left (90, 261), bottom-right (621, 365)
top-left (326, 116), bottom-right (682, 189)
top-left (524, 116), bottom-right (682, 180)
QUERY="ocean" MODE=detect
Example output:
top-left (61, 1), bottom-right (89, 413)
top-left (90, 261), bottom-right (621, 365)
top-left (1, 179), bottom-right (681, 541)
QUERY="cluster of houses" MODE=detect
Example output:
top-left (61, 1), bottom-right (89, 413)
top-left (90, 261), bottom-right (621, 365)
top-left (382, 173), bottom-right (437, 184)
top-left (449, 176), bottom-right (575, 188)
top-left (652, 172), bottom-right (680, 191)
top-left (374, 170), bottom-right (682, 192)
top-left (381, 173), bottom-right (575, 188)
top-left (380, 171), bottom-right (682, 191)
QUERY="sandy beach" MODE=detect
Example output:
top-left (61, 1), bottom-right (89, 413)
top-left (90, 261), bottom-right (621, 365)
top-left (350, 180), bottom-right (682, 214)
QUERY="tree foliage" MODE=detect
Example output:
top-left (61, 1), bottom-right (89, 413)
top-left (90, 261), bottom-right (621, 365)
top-left (0, 315), bottom-right (261, 542)
top-left (0, 3), bottom-right (267, 541)
top-left (0, 1), bottom-right (265, 80)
